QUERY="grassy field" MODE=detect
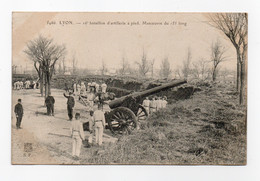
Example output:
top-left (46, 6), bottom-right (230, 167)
top-left (81, 82), bottom-right (246, 165)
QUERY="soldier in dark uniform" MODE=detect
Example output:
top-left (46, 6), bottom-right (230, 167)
top-left (45, 94), bottom-right (55, 116)
top-left (64, 92), bottom-right (75, 121)
top-left (14, 99), bottom-right (23, 129)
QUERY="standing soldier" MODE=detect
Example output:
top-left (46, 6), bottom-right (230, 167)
top-left (95, 82), bottom-right (100, 93)
top-left (93, 104), bottom-right (106, 146)
top-left (149, 97), bottom-right (157, 114)
top-left (101, 81), bottom-right (107, 93)
top-left (45, 94), bottom-right (55, 116)
top-left (64, 82), bottom-right (69, 92)
top-left (142, 97), bottom-right (150, 116)
top-left (64, 92), bottom-right (75, 121)
top-left (162, 96), bottom-right (168, 109)
top-left (88, 110), bottom-right (94, 146)
top-left (76, 83), bottom-right (81, 96)
top-left (14, 99), bottom-right (23, 129)
top-left (87, 82), bottom-right (91, 92)
top-left (13, 81), bottom-right (17, 90)
top-left (156, 97), bottom-right (162, 111)
top-left (73, 82), bottom-right (77, 95)
top-left (20, 81), bottom-right (24, 89)
top-left (70, 113), bottom-right (85, 158)
top-left (91, 81), bottom-right (96, 92)
top-left (81, 82), bottom-right (86, 95)
top-left (32, 80), bottom-right (36, 89)
top-left (88, 91), bottom-right (95, 110)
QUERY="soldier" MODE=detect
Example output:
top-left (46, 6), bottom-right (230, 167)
top-left (81, 82), bottom-right (86, 95)
top-left (64, 82), bottom-right (69, 92)
top-left (87, 82), bottom-right (91, 92)
top-left (162, 96), bottom-right (168, 109)
top-left (20, 81), bottom-right (24, 89)
top-left (25, 80), bottom-right (30, 89)
top-left (32, 81), bottom-right (36, 89)
top-left (156, 97), bottom-right (162, 111)
top-left (101, 82), bottom-right (107, 93)
top-left (88, 91), bottom-right (95, 110)
top-left (73, 82), bottom-right (77, 94)
top-left (70, 113), bottom-right (85, 158)
top-left (93, 104), bottom-right (106, 146)
top-left (142, 97), bottom-right (150, 116)
top-left (76, 83), bottom-right (81, 96)
top-left (13, 81), bottom-right (17, 90)
top-left (91, 81), bottom-right (96, 92)
top-left (88, 110), bottom-right (94, 146)
top-left (95, 82), bottom-right (100, 93)
top-left (14, 99), bottom-right (23, 129)
top-left (64, 92), bottom-right (75, 121)
top-left (149, 97), bottom-right (157, 114)
top-left (45, 94), bottom-right (55, 116)
top-left (16, 81), bottom-right (20, 90)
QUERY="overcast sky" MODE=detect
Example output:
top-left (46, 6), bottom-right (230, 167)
top-left (12, 12), bottom-right (237, 71)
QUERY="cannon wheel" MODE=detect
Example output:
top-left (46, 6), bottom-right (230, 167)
top-left (108, 107), bottom-right (137, 135)
top-left (136, 105), bottom-right (148, 122)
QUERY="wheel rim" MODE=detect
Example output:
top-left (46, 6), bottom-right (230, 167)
top-left (108, 107), bottom-right (137, 135)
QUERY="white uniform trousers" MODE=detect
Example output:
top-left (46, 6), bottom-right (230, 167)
top-left (150, 107), bottom-right (156, 114)
top-left (72, 133), bottom-right (82, 157)
top-left (88, 132), bottom-right (94, 144)
top-left (94, 122), bottom-right (104, 145)
top-left (89, 101), bottom-right (94, 110)
top-left (144, 106), bottom-right (150, 116)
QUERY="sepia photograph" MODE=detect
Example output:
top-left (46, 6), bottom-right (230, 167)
top-left (12, 12), bottom-right (247, 165)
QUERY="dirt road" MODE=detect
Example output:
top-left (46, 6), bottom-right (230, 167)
top-left (12, 88), bottom-right (117, 164)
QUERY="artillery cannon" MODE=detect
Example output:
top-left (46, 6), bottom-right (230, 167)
top-left (104, 79), bottom-right (187, 135)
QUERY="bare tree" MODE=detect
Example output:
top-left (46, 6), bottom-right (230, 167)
top-left (182, 48), bottom-right (192, 79)
top-left (72, 53), bottom-right (77, 74)
top-left (61, 57), bottom-right (66, 74)
top-left (211, 40), bottom-right (227, 81)
top-left (100, 60), bottom-right (108, 76)
top-left (196, 58), bottom-right (211, 81)
top-left (136, 50), bottom-right (150, 77)
top-left (150, 58), bottom-right (155, 78)
top-left (24, 35), bottom-right (66, 98)
top-left (208, 13), bottom-right (247, 104)
top-left (118, 56), bottom-right (129, 76)
top-left (160, 57), bottom-right (172, 79)
top-left (174, 68), bottom-right (181, 79)
top-left (58, 60), bottom-right (62, 74)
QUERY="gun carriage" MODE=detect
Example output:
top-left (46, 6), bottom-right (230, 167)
top-left (104, 79), bottom-right (187, 135)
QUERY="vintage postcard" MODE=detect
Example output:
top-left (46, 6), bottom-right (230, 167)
top-left (12, 12), bottom-right (247, 165)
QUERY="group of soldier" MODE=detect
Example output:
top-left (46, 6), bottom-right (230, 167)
top-left (14, 79), bottom-right (170, 160)
top-left (142, 96), bottom-right (168, 115)
top-left (13, 80), bottom-right (38, 90)
top-left (62, 91), bottom-right (106, 159)
top-left (72, 81), bottom-right (107, 96)
top-left (14, 92), bottom-right (106, 160)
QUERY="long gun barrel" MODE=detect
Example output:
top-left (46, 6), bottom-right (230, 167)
top-left (109, 79), bottom-right (187, 109)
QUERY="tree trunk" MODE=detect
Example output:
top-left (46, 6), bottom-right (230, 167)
top-left (239, 62), bottom-right (245, 105)
top-left (212, 67), bottom-right (217, 82)
top-left (236, 49), bottom-right (241, 92)
top-left (40, 72), bottom-right (44, 97)
top-left (44, 73), bottom-right (48, 99)
top-left (237, 61), bottom-right (240, 91)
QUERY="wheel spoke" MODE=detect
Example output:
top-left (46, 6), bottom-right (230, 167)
top-left (111, 122), bottom-right (119, 126)
top-left (113, 114), bottom-right (120, 120)
top-left (138, 114), bottom-right (146, 118)
top-left (137, 110), bottom-right (143, 116)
